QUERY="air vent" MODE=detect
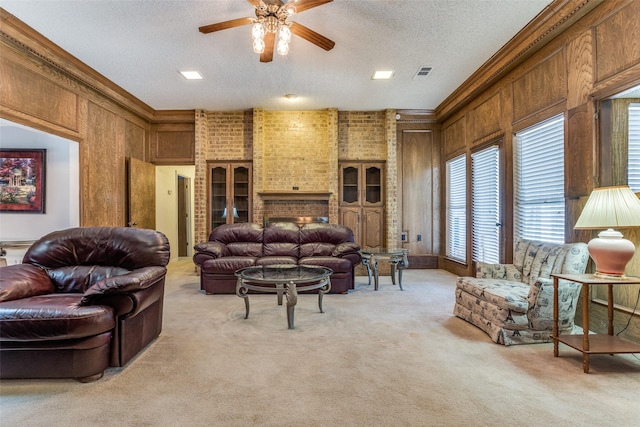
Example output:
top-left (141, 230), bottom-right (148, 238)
top-left (413, 66), bottom-right (433, 80)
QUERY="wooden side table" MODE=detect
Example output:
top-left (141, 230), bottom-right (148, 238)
top-left (551, 273), bottom-right (640, 373)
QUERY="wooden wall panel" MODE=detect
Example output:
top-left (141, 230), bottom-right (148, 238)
top-left (512, 49), bottom-right (567, 122)
top-left (401, 130), bottom-right (435, 255)
top-left (0, 56), bottom-right (77, 131)
top-left (566, 104), bottom-right (594, 198)
top-left (443, 117), bottom-right (466, 157)
top-left (125, 120), bottom-right (146, 161)
top-left (566, 30), bottom-right (594, 110)
top-left (85, 102), bottom-right (123, 226)
top-left (594, 0), bottom-right (640, 83)
top-left (469, 93), bottom-right (501, 143)
top-left (151, 123), bottom-right (195, 165)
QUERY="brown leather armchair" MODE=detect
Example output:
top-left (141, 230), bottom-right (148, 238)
top-left (0, 227), bottom-right (170, 382)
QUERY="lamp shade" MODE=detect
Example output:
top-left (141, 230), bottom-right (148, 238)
top-left (574, 186), bottom-right (640, 229)
top-left (574, 185), bottom-right (640, 278)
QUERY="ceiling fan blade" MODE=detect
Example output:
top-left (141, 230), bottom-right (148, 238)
top-left (289, 0), bottom-right (333, 14)
top-left (246, 0), bottom-right (264, 7)
top-left (290, 22), bottom-right (335, 51)
top-left (199, 17), bottom-right (253, 34)
top-left (260, 32), bottom-right (275, 63)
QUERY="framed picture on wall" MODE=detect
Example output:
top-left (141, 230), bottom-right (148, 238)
top-left (0, 149), bottom-right (46, 213)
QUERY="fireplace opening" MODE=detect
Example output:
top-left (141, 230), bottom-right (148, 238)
top-left (264, 216), bottom-right (329, 226)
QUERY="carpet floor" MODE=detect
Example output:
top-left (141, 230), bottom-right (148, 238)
top-left (1, 259), bottom-right (639, 426)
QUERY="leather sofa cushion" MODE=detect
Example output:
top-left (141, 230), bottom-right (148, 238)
top-left (0, 264), bottom-right (54, 302)
top-left (23, 226), bottom-right (170, 270)
top-left (202, 257), bottom-right (257, 274)
top-left (300, 242), bottom-right (336, 257)
top-left (255, 256), bottom-right (297, 266)
top-left (0, 294), bottom-right (115, 340)
top-left (48, 266), bottom-right (131, 293)
top-left (263, 223), bottom-right (300, 257)
top-left (299, 257), bottom-right (352, 274)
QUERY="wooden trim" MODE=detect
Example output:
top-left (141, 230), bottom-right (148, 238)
top-left (436, 0), bottom-right (604, 122)
top-left (0, 9), bottom-right (155, 121)
top-left (258, 192), bottom-right (332, 201)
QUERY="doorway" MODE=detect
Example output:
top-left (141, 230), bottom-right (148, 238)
top-left (177, 175), bottom-right (191, 257)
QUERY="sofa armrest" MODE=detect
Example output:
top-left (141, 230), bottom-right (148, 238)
top-left (193, 241), bottom-right (228, 260)
top-left (80, 266), bottom-right (167, 305)
top-left (332, 242), bottom-right (361, 257)
top-left (0, 264), bottom-right (55, 302)
top-left (527, 277), bottom-right (582, 331)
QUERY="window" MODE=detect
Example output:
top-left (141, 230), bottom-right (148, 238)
top-left (472, 145), bottom-right (500, 263)
top-left (446, 154), bottom-right (466, 262)
top-left (629, 103), bottom-right (640, 192)
top-left (514, 114), bottom-right (565, 244)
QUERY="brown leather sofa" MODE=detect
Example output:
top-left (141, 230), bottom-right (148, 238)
top-left (0, 227), bottom-right (170, 382)
top-left (193, 222), bottom-right (361, 294)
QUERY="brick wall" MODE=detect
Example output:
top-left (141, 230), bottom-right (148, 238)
top-left (195, 108), bottom-right (395, 248)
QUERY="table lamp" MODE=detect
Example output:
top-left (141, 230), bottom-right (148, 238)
top-left (574, 185), bottom-right (640, 278)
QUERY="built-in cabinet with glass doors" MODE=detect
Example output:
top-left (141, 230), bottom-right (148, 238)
top-left (339, 162), bottom-right (385, 249)
top-left (208, 162), bottom-right (252, 232)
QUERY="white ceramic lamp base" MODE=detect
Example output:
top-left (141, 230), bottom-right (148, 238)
top-left (587, 229), bottom-right (636, 278)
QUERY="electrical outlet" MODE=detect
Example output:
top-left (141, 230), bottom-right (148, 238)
top-left (292, 186), bottom-right (299, 190)
top-left (401, 232), bottom-right (408, 242)
top-left (417, 234), bottom-right (422, 241)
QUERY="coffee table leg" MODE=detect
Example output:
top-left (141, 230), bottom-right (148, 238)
top-left (362, 255), bottom-right (373, 286)
top-left (391, 261), bottom-right (397, 285)
top-left (372, 256), bottom-right (380, 291)
top-left (236, 278), bottom-right (250, 319)
top-left (286, 281), bottom-right (298, 329)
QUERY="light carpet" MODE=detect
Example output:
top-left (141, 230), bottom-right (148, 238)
top-left (1, 259), bottom-right (640, 426)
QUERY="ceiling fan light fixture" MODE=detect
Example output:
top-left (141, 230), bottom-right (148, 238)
top-left (279, 24), bottom-right (292, 43)
top-left (253, 37), bottom-right (265, 54)
top-left (277, 39), bottom-right (289, 56)
top-left (251, 22), bottom-right (265, 40)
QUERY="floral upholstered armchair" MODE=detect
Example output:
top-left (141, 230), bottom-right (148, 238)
top-left (454, 239), bottom-right (589, 345)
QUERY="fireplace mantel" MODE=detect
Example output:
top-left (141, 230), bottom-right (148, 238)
top-left (258, 191), bottom-right (332, 201)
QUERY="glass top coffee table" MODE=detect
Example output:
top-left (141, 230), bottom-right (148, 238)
top-left (360, 248), bottom-right (409, 291)
top-left (235, 264), bottom-right (333, 329)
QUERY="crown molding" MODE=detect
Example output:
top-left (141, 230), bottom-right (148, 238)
top-left (0, 8), bottom-right (156, 121)
top-left (435, 0), bottom-right (604, 122)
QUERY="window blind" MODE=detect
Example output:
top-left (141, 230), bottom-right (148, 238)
top-left (629, 103), bottom-right (640, 193)
top-left (446, 154), bottom-right (466, 262)
top-left (472, 145), bottom-right (500, 264)
top-left (514, 114), bottom-right (565, 244)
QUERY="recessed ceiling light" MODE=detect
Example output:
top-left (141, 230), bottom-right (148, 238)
top-left (372, 70), bottom-right (394, 80)
top-left (179, 71), bottom-right (203, 80)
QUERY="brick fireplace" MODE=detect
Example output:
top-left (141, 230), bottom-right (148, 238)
top-left (259, 191), bottom-right (331, 225)
top-left (193, 108), bottom-right (397, 249)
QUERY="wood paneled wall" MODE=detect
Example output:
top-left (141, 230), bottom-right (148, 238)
top-left (436, 0), bottom-right (640, 339)
top-left (0, 9), bottom-right (194, 227)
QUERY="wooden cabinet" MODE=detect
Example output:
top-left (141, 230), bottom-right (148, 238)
top-left (339, 162), bottom-right (384, 249)
top-left (208, 162), bottom-right (252, 232)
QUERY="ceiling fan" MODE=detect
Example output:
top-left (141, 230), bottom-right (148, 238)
top-left (199, 0), bottom-right (335, 63)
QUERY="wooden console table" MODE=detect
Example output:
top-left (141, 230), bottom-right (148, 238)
top-left (551, 273), bottom-right (640, 373)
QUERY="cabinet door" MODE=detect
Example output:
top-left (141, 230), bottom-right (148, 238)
top-left (362, 208), bottom-right (384, 249)
top-left (363, 164), bottom-right (383, 206)
top-left (340, 208), bottom-right (361, 246)
top-left (340, 165), bottom-right (360, 206)
top-left (210, 165), bottom-right (228, 230)
top-left (232, 164), bottom-right (251, 223)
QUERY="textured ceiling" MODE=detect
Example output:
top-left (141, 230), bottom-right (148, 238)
top-left (1, 0), bottom-right (553, 112)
